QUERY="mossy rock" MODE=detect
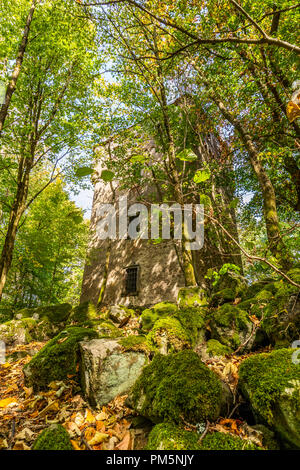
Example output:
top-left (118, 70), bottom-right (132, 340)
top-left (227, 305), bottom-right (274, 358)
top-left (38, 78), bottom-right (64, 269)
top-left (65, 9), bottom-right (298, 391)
top-left (146, 317), bottom-right (191, 354)
top-left (146, 422), bottom-right (201, 450)
top-left (210, 304), bottom-right (252, 351)
top-left (210, 288), bottom-right (236, 307)
top-left (67, 301), bottom-right (99, 325)
top-left (200, 431), bottom-right (260, 450)
top-left (146, 423), bottom-right (260, 450)
top-left (15, 303), bottom-right (72, 324)
top-left (146, 308), bottom-right (206, 354)
top-left (212, 271), bottom-right (247, 298)
top-left (0, 318), bottom-right (52, 347)
top-left (206, 339), bottom-right (233, 357)
top-left (238, 348), bottom-right (300, 449)
top-left (23, 326), bottom-right (98, 390)
top-left (128, 350), bottom-right (224, 424)
top-left (32, 424), bottom-right (73, 450)
top-left (242, 280), bottom-right (276, 300)
top-left (120, 335), bottom-right (151, 354)
top-left (95, 320), bottom-right (124, 338)
top-left (108, 304), bottom-right (135, 324)
top-left (140, 302), bottom-right (178, 331)
top-left (258, 280), bottom-right (300, 346)
top-left (177, 287), bottom-right (208, 308)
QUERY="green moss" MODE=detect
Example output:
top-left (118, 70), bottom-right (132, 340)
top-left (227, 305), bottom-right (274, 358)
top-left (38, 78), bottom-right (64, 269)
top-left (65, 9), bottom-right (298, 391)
top-left (177, 287), bottom-right (208, 308)
top-left (23, 326), bottom-right (98, 390)
top-left (130, 350), bottom-right (223, 424)
top-left (95, 320), bottom-right (123, 338)
top-left (200, 432), bottom-right (260, 450)
top-left (16, 303), bottom-right (72, 324)
top-left (120, 335), bottom-right (151, 353)
top-left (146, 423), bottom-right (201, 450)
top-left (211, 288), bottom-right (236, 306)
top-left (174, 307), bottom-right (206, 347)
top-left (286, 267), bottom-right (300, 284)
top-left (32, 424), bottom-right (73, 450)
top-left (238, 348), bottom-right (300, 427)
top-left (255, 289), bottom-right (274, 302)
top-left (206, 339), bottom-right (233, 357)
top-left (140, 302), bottom-right (178, 331)
top-left (243, 280), bottom-right (276, 300)
top-left (67, 301), bottom-right (99, 324)
top-left (146, 424), bottom-right (260, 451)
top-left (146, 317), bottom-right (190, 353)
top-left (214, 304), bottom-right (249, 331)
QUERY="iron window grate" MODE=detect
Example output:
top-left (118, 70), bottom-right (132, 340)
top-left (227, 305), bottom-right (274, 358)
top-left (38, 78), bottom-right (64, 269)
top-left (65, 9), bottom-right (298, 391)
top-left (125, 266), bottom-right (138, 294)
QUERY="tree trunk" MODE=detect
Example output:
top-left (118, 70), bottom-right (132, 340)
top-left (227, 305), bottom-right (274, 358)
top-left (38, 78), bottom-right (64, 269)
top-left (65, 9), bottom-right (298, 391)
top-left (210, 93), bottom-right (291, 269)
top-left (0, 164), bottom-right (30, 300)
top-left (0, 0), bottom-right (38, 136)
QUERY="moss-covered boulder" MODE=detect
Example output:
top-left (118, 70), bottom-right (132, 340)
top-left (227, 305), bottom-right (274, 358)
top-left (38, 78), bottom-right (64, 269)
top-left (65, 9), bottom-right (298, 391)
top-left (67, 301), bottom-right (99, 325)
top-left (108, 305), bottom-right (135, 324)
top-left (238, 348), bottom-right (300, 449)
top-left (146, 423), bottom-right (260, 450)
top-left (211, 288), bottom-right (236, 307)
top-left (119, 335), bottom-right (151, 354)
top-left (212, 270), bottom-right (247, 298)
top-left (146, 422), bottom-right (202, 450)
top-left (146, 317), bottom-right (191, 354)
top-left (32, 424), bottom-right (73, 450)
top-left (80, 337), bottom-right (148, 407)
top-left (177, 287), bottom-right (208, 308)
top-left (128, 350), bottom-right (227, 424)
top-left (140, 302), bottom-right (178, 331)
top-left (15, 303), bottom-right (72, 324)
top-left (146, 307), bottom-right (206, 354)
top-left (200, 431), bottom-right (260, 450)
top-left (0, 318), bottom-right (52, 347)
top-left (210, 304), bottom-right (253, 351)
top-left (258, 280), bottom-right (300, 348)
top-left (23, 326), bottom-right (98, 390)
top-left (94, 319), bottom-right (123, 338)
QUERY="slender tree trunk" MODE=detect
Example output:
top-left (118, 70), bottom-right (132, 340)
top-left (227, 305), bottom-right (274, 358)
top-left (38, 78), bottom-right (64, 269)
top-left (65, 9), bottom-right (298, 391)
top-left (0, 0), bottom-right (38, 136)
top-left (0, 161), bottom-right (31, 300)
top-left (209, 93), bottom-right (291, 269)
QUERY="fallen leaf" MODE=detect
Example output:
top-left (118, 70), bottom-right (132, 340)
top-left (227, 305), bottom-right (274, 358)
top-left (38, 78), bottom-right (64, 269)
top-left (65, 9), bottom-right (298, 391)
top-left (115, 430), bottom-right (131, 450)
top-left (0, 397), bottom-right (18, 408)
top-left (88, 432), bottom-right (109, 446)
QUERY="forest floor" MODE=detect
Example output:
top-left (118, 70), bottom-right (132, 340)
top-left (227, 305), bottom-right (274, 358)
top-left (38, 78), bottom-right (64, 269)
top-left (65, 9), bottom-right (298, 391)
top-left (0, 326), bottom-right (270, 450)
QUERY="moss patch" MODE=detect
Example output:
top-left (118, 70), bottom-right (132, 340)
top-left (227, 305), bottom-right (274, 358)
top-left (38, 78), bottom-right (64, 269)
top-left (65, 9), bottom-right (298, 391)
top-left (210, 304), bottom-right (251, 349)
top-left (146, 423), bottom-right (260, 450)
top-left (140, 302), bottom-right (178, 331)
top-left (67, 301), bottom-right (99, 325)
top-left (15, 303), bottom-right (72, 324)
top-left (130, 350), bottom-right (223, 424)
top-left (32, 424), bottom-right (73, 450)
top-left (206, 339), bottom-right (233, 357)
top-left (177, 287), bottom-right (208, 308)
top-left (146, 423), bottom-right (201, 450)
top-left (23, 326), bottom-right (98, 390)
top-left (120, 335), bottom-right (151, 354)
top-left (200, 432), bottom-right (260, 450)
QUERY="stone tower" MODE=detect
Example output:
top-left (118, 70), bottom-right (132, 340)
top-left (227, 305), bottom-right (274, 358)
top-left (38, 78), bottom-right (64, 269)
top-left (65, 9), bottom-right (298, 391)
top-left (81, 130), bottom-right (243, 308)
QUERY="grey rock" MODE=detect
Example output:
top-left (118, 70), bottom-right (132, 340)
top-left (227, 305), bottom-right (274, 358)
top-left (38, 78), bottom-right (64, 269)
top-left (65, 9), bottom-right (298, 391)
top-left (80, 338), bottom-right (147, 406)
